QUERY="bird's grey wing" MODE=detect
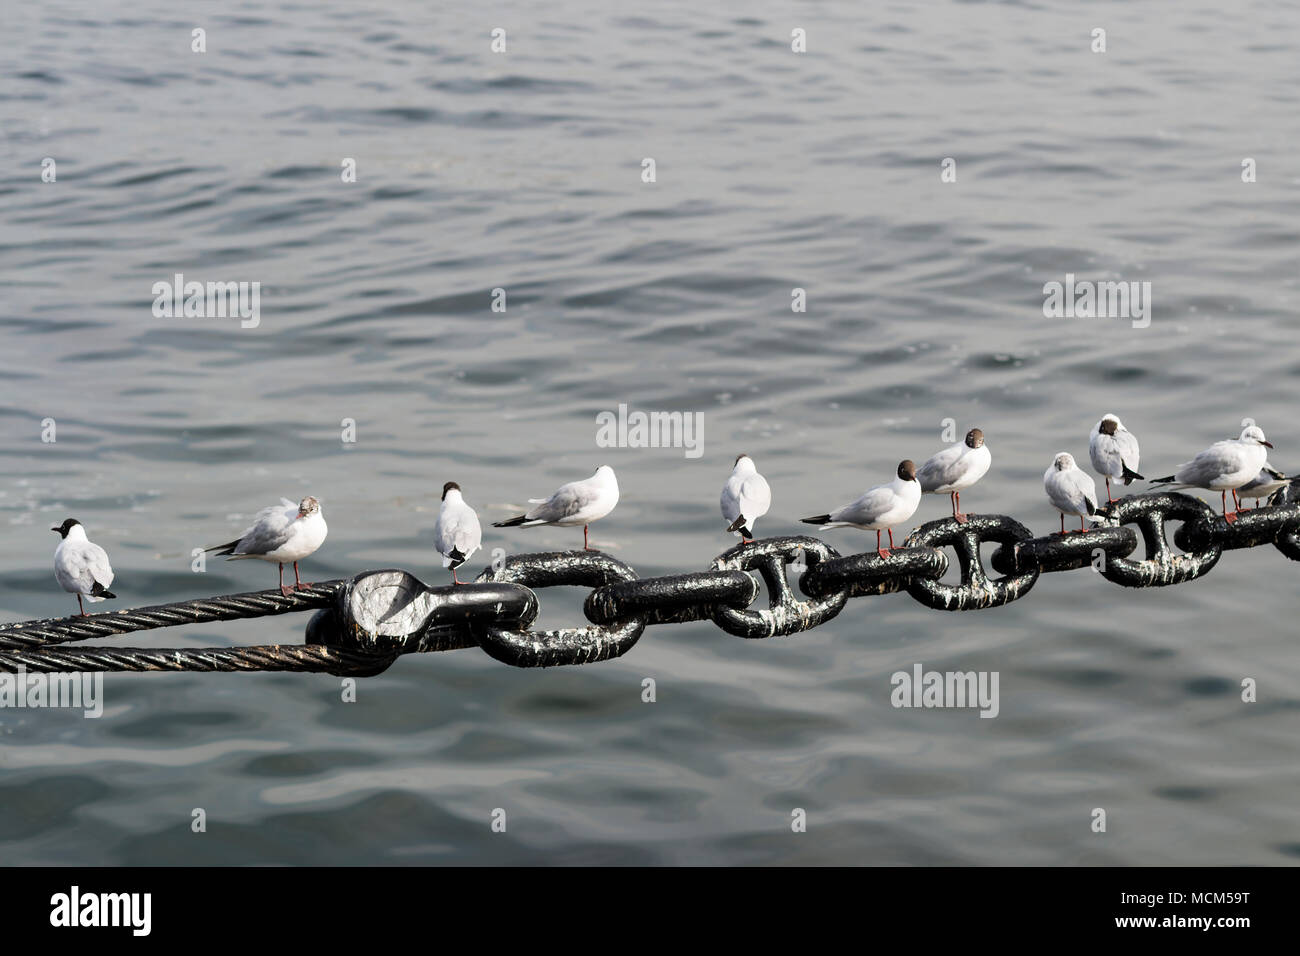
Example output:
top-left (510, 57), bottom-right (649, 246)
top-left (450, 507), bottom-right (482, 554)
top-left (1177, 447), bottom-right (1237, 486)
top-left (916, 445), bottom-right (961, 492)
top-left (1090, 434), bottom-right (1122, 476)
top-left (84, 542), bottom-right (114, 587)
top-left (1067, 470), bottom-right (1099, 512)
top-left (526, 480), bottom-right (597, 521)
top-left (720, 479), bottom-right (741, 522)
top-left (738, 474), bottom-right (771, 518)
top-left (63, 542), bottom-right (113, 591)
top-left (834, 486), bottom-right (891, 524)
top-left (234, 503), bottom-right (295, 555)
top-left (1114, 430), bottom-right (1140, 469)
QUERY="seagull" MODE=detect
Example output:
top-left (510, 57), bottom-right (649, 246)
top-left (493, 465), bottom-right (619, 550)
top-left (1089, 414), bottom-right (1143, 502)
top-left (1044, 453), bottom-right (1101, 533)
top-left (720, 453), bottom-right (771, 543)
top-left (916, 427), bottom-right (990, 523)
top-left (801, 460), bottom-right (921, 559)
top-left (1151, 425), bottom-right (1273, 523)
top-left (1238, 464), bottom-right (1292, 509)
top-left (206, 496), bottom-right (328, 595)
top-left (52, 518), bottom-right (116, 616)
top-left (434, 481), bottom-right (482, 584)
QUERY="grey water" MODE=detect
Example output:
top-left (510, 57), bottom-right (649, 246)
top-left (2, 0), bottom-right (1299, 865)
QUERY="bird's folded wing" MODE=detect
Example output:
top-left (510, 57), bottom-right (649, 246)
top-left (1115, 431), bottom-right (1140, 464)
top-left (452, 519), bottom-right (481, 554)
top-left (738, 475), bottom-right (771, 516)
top-left (234, 506), bottom-right (295, 554)
top-left (526, 483), bottom-right (594, 521)
top-left (835, 486), bottom-right (890, 523)
top-left (1178, 451), bottom-right (1235, 485)
top-left (916, 447), bottom-right (961, 491)
top-left (67, 544), bottom-right (112, 589)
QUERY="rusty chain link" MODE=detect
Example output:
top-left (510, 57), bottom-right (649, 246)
top-left (4, 490), bottom-right (1299, 674)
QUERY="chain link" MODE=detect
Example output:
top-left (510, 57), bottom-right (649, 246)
top-left (5, 490), bottom-right (1300, 673)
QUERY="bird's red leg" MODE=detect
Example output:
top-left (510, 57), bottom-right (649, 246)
top-left (279, 562), bottom-right (292, 596)
top-left (877, 529), bottom-right (893, 561)
top-left (294, 561), bottom-right (313, 591)
top-left (1079, 515), bottom-right (1087, 532)
top-left (1059, 514), bottom-right (1066, 535)
top-left (1106, 477), bottom-right (1116, 503)
top-left (583, 524), bottom-right (590, 550)
top-left (452, 567), bottom-right (461, 585)
top-left (1222, 491), bottom-right (1238, 524)
top-left (953, 491), bottom-right (968, 524)
top-left (77, 594), bottom-right (85, 616)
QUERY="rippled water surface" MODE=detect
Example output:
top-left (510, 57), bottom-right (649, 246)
top-left (3, 1), bottom-right (1300, 864)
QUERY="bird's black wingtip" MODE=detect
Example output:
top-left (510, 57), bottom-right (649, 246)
top-left (1150, 475), bottom-right (1175, 484)
top-left (725, 515), bottom-right (747, 533)
top-left (1122, 464), bottom-right (1144, 482)
top-left (801, 515), bottom-right (831, 526)
top-left (492, 515), bottom-right (527, 528)
top-left (92, 582), bottom-right (116, 599)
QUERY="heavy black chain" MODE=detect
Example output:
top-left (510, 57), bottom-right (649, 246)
top-left (4, 489), bottom-right (1298, 676)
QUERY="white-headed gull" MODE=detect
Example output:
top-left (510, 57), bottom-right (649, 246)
top-left (207, 495), bottom-right (328, 594)
top-left (1089, 414), bottom-right (1143, 502)
top-left (720, 453), bottom-right (771, 543)
top-left (52, 518), bottom-right (116, 616)
top-left (801, 460), bottom-right (921, 559)
top-left (1151, 425), bottom-right (1273, 522)
top-left (1044, 453), bottom-right (1102, 534)
top-left (916, 427), bottom-right (990, 523)
top-left (434, 481), bottom-right (482, 584)
top-left (493, 465), bottom-right (619, 550)
top-left (1238, 463), bottom-right (1292, 509)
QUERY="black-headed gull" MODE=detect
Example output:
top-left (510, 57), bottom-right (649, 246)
top-left (207, 495), bottom-right (328, 595)
top-left (1238, 464), bottom-right (1292, 509)
top-left (493, 465), bottom-right (619, 550)
top-left (1044, 453), bottom-right (1101, 534)
top-left (1089, 414), bottom-right (1143, 502)
top-left (801, 460), bottom-right (921, 559)
top-left (52, 518), bottom-right (116, 616)
top-left (916, 427), bottom-right (990, 523)
top-left (434, 481), bottom-right (482, 584)
top-left (1151, 425), bottom-right (1273, 523)
top-left (720, 453), bottom-right (771, 543)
